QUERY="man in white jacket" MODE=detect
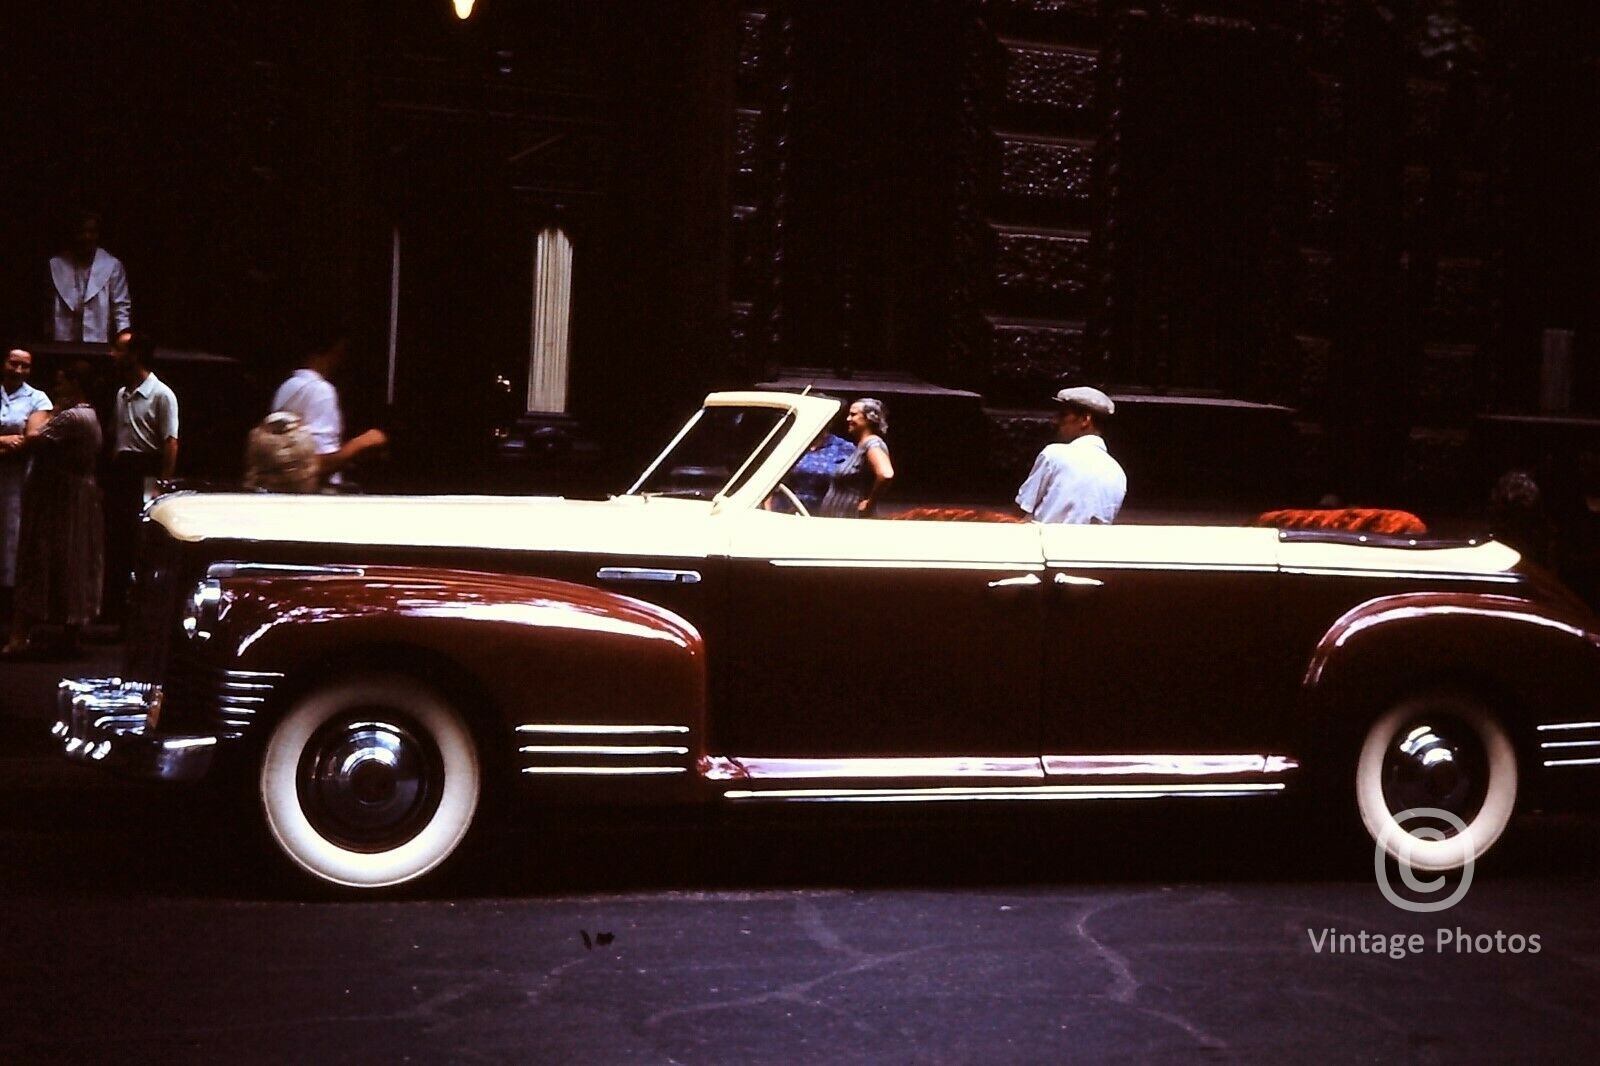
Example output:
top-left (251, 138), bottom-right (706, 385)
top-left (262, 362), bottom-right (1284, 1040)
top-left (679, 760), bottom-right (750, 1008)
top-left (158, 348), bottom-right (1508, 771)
top-left (47, 211), bottom-right (132, 343)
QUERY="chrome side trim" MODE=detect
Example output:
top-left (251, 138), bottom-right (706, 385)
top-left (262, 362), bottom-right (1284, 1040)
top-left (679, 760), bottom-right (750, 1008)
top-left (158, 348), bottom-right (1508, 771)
top-left (1543, 757), bottom-right (1600, 768)
top-left (711, 756), bottom-right (1044, 781)
top-left (1043, 754), bottom-right (1299, 777)
top-left (1539, 740), bottom-right (1600, 749)
top-left (516, 723), bottom-right (690, 735)
top-left (519, 744), bottom-right (689, 756)
top-left (521, 766), bottom-right (688, 776)
top-left (724, 783), bottom-right (1286, 802)
top-left (1281, 566), bottom-right (1520, 584)
top-left (771, 559), bottom-right (1044, 571)
top-left (206, 561), bottom-right (367, 580)
top-left (1537, 721), bottom-right (1600, 731)
top-left (597, 567), bottom-right (702, 585)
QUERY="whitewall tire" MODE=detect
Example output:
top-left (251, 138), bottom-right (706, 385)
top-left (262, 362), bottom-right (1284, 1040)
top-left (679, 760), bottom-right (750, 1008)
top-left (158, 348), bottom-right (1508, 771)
top-left (260, 675), bottom-right (482, 889)
top-left (1355, 693), bottom-right (1517, 873)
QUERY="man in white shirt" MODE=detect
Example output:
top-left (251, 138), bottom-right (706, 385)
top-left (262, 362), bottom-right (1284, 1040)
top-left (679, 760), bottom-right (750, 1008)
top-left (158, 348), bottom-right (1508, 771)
top-left (47, 211), bottom-right (132, 343)
top-left (270, 331), bottom-right (387, 487)
top-left (105, 328), bottom-right (179, 621)
top-left (1015, 386), bottom-right (1127, 524)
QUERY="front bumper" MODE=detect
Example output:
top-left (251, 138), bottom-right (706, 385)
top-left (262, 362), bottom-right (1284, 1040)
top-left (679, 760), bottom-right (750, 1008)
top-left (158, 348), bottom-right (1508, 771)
top-left (51, 677), bottom-right (218, 782)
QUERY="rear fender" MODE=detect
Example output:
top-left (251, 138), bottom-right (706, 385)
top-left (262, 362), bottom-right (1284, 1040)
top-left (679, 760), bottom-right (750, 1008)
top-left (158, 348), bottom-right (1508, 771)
top-left (1301, 591), bottom-right (1600, 775)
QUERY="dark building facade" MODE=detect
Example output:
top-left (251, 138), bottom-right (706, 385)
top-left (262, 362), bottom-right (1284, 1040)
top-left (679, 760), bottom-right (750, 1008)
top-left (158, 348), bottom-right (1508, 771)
top-left (6, 0), bottom-right (1596, 509)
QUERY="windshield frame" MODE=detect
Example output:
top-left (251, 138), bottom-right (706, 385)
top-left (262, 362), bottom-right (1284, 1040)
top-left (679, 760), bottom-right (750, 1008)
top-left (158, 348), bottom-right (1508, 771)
top-left (625, 391), bottom-right (841, 512)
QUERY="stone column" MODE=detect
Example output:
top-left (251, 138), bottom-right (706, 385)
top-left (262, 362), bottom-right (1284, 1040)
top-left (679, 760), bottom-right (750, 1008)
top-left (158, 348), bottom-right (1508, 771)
top-left (526, 226), bottom-right (573, 415)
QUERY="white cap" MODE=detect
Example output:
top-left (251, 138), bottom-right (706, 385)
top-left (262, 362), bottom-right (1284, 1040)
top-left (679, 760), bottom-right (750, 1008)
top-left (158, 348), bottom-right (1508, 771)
top-left (1052, 386), bottom-right (1114, 416)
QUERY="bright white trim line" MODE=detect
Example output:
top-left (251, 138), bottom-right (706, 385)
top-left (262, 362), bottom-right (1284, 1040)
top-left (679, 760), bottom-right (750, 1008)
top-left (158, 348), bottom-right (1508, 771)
top-left (521, 766), bottom-right (687, 776)
top-left (724, 783), bottom-right (1285, 802)
top-left (516, 724), bottom-right (690, 735)
top-left (518, 745), bottom-right (689, 756)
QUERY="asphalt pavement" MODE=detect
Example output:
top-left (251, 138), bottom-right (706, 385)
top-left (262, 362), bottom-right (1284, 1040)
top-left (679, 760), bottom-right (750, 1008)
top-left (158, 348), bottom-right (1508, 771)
top-left (4, 645), bottom-right (1600, 1063)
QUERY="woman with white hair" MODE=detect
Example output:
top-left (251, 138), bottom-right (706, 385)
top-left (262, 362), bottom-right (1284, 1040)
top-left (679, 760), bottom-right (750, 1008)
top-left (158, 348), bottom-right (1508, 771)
top-left (819, 398), bottom-right (894, 518)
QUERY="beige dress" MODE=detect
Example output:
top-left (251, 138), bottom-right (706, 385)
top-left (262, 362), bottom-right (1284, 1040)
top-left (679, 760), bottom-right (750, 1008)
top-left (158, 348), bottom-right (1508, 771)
top-left (15, 405), bottom-right (104, 626)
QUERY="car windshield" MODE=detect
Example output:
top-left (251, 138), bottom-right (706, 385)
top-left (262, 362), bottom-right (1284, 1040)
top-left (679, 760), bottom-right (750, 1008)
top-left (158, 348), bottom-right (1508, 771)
top-left (629, 405), bottom-right (796, 500)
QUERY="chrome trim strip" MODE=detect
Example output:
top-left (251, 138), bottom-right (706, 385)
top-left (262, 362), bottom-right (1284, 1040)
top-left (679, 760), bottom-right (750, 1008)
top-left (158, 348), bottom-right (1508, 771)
top-left (1542, 757), bottom-right (1600, 768)
top-left (1048, 561), bottom-right (1276, 574)
top-left (1539, 740), bottom-right (1600, 749)
top-left (1042, 754), bottom-right (1299, 777)
top-left (206, 562), bottom-right (366, 580)
top-left (1281, 566), bottom-right (1520, 584)
top-left (1536, 721), bottom-right (1600, 732)
top-left (519, 744), bottom-right (689, 756)
top-left (724, 783), bottom-right (1286, 802)
top-left (516, 723), bottom-right (690, 735)
top-left (770, 560), bottom-right (1044, 571)
top-left (521, 766), bottom-right (688, 776)
top-left (719, 757), bottom-right (1044, 780)
top-left (597, 567), bottom-right (702, 585)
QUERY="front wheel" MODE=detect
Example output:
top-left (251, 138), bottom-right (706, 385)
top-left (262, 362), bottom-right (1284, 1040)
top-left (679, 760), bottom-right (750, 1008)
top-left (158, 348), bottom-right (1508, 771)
top-left (1355, 693), bottom-right (1518, 873)
top-left (260, 674), bottom-right (482, 889)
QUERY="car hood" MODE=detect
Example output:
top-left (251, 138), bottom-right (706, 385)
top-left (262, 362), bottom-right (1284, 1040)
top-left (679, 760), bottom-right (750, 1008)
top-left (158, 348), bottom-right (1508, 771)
top-left (147, 492), bottom-right (717, 559)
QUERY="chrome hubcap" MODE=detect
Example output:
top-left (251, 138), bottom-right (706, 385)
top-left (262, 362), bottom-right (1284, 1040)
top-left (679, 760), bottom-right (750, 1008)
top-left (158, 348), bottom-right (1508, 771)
top-left (1380, 717), bottom-right (1489, 831)
top-left (297, 715), bottom-right (443, 852)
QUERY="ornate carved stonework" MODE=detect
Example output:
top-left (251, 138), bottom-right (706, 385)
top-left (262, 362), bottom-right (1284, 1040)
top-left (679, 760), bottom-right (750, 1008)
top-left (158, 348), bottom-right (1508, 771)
top-left (1417, 343), bottom-right (1477, 413)
top-left (1293, 334), bottom-right (1333, 410)
top-left (1001, 40), bottom-right (1098, 117)
top-left (1297, 248), bottom-right (1334, 317)
top-left (1405, 76), bottom-right (1448, 145)
top-left (734, 108), bottom-right (760, 182)
top-left (992, 226), bottom-right (1091, 301)
top-left (737, 9), bottom-right (767, 84)
top-left (987, 316), bottom-right (1088, 389)
top-left (979, 0), bottom-right (1100, 16)
top-left (1306, 161), bottom-right (1339, 226)
top-left (997, 134), bottom-right (1096, 205)
top-left (1432, 257), bottom-right (1484, 318)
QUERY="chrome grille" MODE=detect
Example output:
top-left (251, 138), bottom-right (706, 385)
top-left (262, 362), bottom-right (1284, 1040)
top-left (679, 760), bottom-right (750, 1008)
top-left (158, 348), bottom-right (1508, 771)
top-left (165, 647), bottom-right (284, 739)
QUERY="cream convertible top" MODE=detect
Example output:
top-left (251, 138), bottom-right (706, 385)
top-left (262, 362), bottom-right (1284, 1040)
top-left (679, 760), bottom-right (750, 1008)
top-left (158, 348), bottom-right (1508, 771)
top-left (146, 390), bottom-right (1524, 578)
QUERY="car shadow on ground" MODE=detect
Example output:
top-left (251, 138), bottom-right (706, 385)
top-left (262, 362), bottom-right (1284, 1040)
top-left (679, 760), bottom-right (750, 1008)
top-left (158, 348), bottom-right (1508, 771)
top-left (2, 777), bottom-right (1597, 901)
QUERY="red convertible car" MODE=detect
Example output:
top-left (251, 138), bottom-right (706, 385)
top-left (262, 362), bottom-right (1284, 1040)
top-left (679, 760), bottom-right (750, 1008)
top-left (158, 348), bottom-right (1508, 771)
top-left (54, 391), bottom-right (1600, 889)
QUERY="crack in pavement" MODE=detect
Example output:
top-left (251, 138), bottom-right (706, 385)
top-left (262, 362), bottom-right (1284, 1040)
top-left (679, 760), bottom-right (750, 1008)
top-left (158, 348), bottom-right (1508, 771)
top-left (1069, 895), bottom-right (1229, 1053)
top-left (643, 895), bottom-right (934, 1031)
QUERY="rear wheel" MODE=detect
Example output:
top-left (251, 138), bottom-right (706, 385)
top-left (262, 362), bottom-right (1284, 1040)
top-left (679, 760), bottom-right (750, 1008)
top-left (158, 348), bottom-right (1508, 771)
top-left (260, 674), bottom-right (481, 889)
top-left (1355, 693), bottom-right (1517, 873)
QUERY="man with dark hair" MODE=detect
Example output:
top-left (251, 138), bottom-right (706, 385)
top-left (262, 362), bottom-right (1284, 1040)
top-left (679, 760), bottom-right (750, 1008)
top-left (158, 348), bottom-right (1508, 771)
top-left (269, 329), bottom-right (386, 487)
top-left (47, 210), bottom-right (132, 342)
top-left (104, 328), bottom-right (178, 620)
top-left (1015, 386), bottom-right (1127, 524)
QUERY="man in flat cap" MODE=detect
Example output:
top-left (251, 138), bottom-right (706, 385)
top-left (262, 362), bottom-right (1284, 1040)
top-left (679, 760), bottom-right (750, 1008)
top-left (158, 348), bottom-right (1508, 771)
top-left (1015, 386), bottom-right (1127, 524)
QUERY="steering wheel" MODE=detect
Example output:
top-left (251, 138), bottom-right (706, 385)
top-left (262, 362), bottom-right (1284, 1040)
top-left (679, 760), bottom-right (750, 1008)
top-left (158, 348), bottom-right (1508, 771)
top-left (772, 483), bottom-right (810, 517)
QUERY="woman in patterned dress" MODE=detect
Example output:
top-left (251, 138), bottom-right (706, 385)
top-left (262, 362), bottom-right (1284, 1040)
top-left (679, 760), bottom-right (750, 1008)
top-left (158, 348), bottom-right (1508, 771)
top-left (4, 361), bottom-right (104, 658)
top-left (818, 398), bottom-right (894, 518)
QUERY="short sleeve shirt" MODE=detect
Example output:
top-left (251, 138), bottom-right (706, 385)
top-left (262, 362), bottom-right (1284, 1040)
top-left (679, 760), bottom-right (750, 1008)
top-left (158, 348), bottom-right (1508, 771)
top-left (271, 369), bottom-right (343, 456)
top-left (1, 381), bottom-right (53, 437)
top-left (115, 371), bottom-right (179, 454)
top-left (1015, 435), bottom-right (1127, 524)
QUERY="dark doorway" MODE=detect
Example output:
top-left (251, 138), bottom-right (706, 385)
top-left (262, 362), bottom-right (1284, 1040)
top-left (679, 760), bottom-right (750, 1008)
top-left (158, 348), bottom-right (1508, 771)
top-left (1114, 20), bottom-right (1298, 395)
top-left (783, 0), bottom-right (965, 377)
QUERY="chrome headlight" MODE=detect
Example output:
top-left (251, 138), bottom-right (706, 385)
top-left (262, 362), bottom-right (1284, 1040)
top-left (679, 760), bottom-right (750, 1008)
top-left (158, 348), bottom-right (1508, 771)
top-left (181, 579), bottom-right (224, 641)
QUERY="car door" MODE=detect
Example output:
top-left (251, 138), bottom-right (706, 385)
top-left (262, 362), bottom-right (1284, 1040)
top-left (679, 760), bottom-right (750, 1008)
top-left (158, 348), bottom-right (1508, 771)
top-left (1038, 524), bottom-right (1290, 762)
top-left (717, 514), bottom-right (1045, 765)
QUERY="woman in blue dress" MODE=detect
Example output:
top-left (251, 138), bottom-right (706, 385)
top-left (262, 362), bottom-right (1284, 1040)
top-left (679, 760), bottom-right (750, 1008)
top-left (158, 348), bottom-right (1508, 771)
top-left (777, 428), bottom-right (856, 514)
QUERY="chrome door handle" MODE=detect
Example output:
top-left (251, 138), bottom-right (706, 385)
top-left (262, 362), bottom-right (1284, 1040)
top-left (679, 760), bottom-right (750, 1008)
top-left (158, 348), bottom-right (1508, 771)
top-left (987, 573), bottom-right (1042, 590)
top-left (1053, 572), bottom-right (1104, 590)
top-left (597, 567), bottom-right (702, 585)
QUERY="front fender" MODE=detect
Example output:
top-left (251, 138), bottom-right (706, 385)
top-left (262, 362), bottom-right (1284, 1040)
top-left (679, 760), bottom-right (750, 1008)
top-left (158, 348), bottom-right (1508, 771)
top-left (1302, 591), bottom-right (1600, 776)
top-left (204, 566), bottom-right (708, 798)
